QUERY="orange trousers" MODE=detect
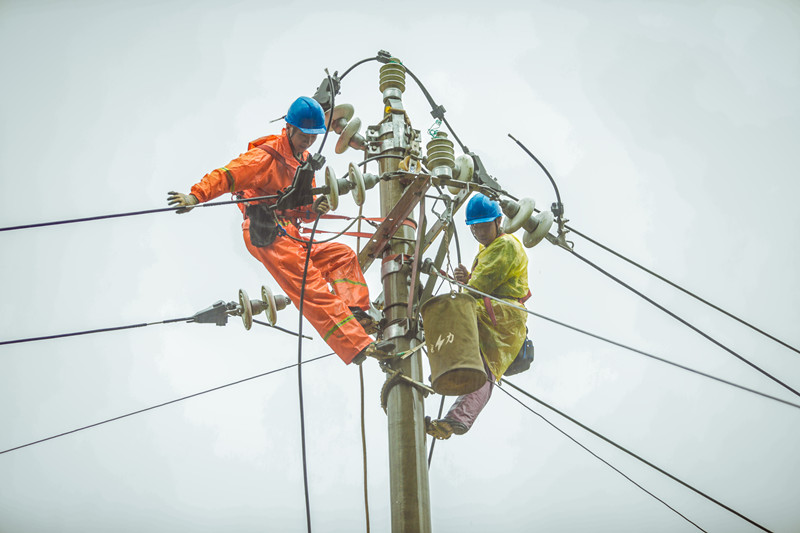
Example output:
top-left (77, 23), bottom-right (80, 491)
top-left (243, 223), bottom-right (372, 364)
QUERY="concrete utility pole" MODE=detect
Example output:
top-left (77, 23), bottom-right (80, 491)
top-left (371, 58), bottom-right (432, 533)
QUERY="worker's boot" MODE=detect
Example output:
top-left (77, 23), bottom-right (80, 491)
top-left (425, 416), bottom-right (468, 440)
top-left (351, 340), bottom-right (395, 365)
top-left (350, 306), bottom-right (380, 335)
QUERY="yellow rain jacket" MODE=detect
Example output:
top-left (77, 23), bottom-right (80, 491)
top-left (467, 233), bottom-right (529, 380)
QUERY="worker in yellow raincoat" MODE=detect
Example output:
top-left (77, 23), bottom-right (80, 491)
top-left (426, 194), bottom-right (529, 439)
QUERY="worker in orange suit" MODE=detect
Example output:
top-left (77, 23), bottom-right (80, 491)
top-left (167, 96), bottom-right (393, 365)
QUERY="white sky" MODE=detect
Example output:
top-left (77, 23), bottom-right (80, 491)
top-left (1, 1), bottom-right (799, 532)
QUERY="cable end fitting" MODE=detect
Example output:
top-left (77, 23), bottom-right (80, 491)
top-left (430, 105), bottom-right (446, 121)
top-left (377, 50), bottom-right (393, 63)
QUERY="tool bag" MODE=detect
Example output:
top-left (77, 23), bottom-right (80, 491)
top-left (505, 332), bottom-right (534, 376)
top-left (245, 203), bottom-right (280, 248)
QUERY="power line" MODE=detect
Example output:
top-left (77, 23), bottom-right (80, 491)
top-left (0, 194), bottom-right (277, 233)
top-left (0, 316), bottom-right (309, 347)
top-left (0, 317), bottom-right (192, 346)
top-left (496, 385), bottom-right (707, 532)
top-left (569, 248), bottom-right (800, 400)
top-left (568, 224), bottom-right (800, 356)
top-left (0, 352), bottom-right (334, 456)
top-left (500, 379), bottom-right (774, 533)
top-left (426, 269), bottom-right (800, 410)
top-left (252, 319), bottom-right (313, 340)
top-left (359, 365), bottom-right (372, 533)
top-left (295, 214), bottom-right (323, 533)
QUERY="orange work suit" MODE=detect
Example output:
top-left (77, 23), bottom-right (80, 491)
top-left (190, 129), bottom-right (372, 364)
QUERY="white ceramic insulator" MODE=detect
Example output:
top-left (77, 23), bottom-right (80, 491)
top-left (348, 162), bottom-right (366, 206)
top-left (503, 198), bottom-right (536, 233)
top-left (522, 211), bottom-right (555, 248)
top-left (239, 289), bottom-right (253, 330)
top-left (261, 285), bottom-right (277, 326)
top-left (336, 117), bottom-right (362, 154)
top-left (324, 166), bottom-right (339, 211)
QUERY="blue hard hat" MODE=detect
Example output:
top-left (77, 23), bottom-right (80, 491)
top-left (465, 194), bottom-right (502, 225)
top-left (286, 96), bottom-right (327, 134)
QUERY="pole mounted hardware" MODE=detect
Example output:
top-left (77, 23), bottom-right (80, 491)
top-left (274, 153), bottom-right (327, 212)
top-left (499, 197), bottom-right (555, 248)
top-left (316, 163), bottom-right (379, 210)
top-left (189, 286), bottom-right (291, 330)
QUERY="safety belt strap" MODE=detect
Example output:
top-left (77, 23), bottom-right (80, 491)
top-left (483, 297), bottom-right (498, 326)
top-left (254, 143), bottom-right (294, 170)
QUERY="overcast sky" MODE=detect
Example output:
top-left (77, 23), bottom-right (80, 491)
top-left (1, 1), bottom-right (799, 532)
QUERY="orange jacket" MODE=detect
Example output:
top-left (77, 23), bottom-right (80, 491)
top-left (190, 129), bottom-right (316, 219)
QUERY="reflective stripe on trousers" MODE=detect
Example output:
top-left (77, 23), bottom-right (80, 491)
top-left (243, 224), bottom-right (372, 364)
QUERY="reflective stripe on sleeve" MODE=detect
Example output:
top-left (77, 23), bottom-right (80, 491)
top-left (221, 167), bottom-right (235, 193)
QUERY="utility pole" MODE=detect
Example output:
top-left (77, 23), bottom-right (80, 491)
top-left (371, 58), bottom-right (432, 533)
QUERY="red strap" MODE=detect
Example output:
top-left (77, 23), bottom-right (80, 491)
top-left (519, 289), bottom-right (532, 304)
top-left (254, 143), bottom-right (293, 170)
top-left (483, 296), bottom-right (498, 326)
top-left (299, 227), bottom-right (374, 238)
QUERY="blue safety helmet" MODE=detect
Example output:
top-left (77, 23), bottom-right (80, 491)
top-left (286, 96), bottom-right (327, 134)
top-left (465, 194), bottom-right (502, 225)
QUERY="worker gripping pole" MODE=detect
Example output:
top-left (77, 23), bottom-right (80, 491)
top-left (370, 58), bottom-right (432, 533)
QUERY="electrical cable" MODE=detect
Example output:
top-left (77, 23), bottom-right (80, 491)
top-left (402, 64), bottom-right (468, 154)
top-left (426, 269), bottom-right (800, 410)
top-left (339, 55), bottom-right (381, 81)
top-left (452, 220), bottom-right (462, 265)
top-left (282, 214), bottom-right (364, 245)
top-left (0, 194), bottom-right (279, 234)
top-left (317, 69), bottom-right (335, 154)
top-left (359, 365), bottom-right (371, 533)
top-left (427, 221), bottom-right (461, 469)
top-left (355, 157), bottom-right (371, 533)
top-left (0, 317), bottom-right (192, 346)
top-left (356, 154), bottom-right (404, 167)
top-left (567, 225), bottom-right (800, 356)
top-left (295, 213), bottom-right (322, 533)
top-left (500, 379), bottom-right (774, 533)
top-left (252, 319), bottom-right (313, 340)
top-left (496, 385), bottom-right (707, 532)
top-left (569, 248), bottom-right (800, 399)
top-left (0, 352), bottom-right (334, 456)
top-left (426, 394), bottom-right (445, 469)
top-left (508, 135), bottom-right (797, 356)
top-left (0, 316), bottom-right (311, 347)
top-left (507, 133), bottom-right (563, 216)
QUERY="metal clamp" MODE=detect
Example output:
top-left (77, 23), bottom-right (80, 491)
top-left (545, 217), bottom-right (574, 251)
top-left (380, 367), bottom-right (435, 413)
top-left (383, 318), bottom-right (418, 341)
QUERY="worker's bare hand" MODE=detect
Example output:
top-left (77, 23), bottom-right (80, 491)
top-left (313, 195), bottom-right (331, 215)
top-left (167, 191), bottom-right (199, 214)
top-left (454, 264), bottom-right (470, 284)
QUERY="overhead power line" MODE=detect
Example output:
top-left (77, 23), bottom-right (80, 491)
top-left (500, 379), bottom-right (774, 533)
top-left (568, 224), bottom-right (800, 356)
top-left (0, 353), bottom-right (334, 456)
top-left (427, 269), bottom-right (800, 410)
top-left (569, 248), bottom-right (800, 400)
top-left (497, 386), bottom-right (707, 532)
top-left (511, 136), bottom-right (796, 358)
top-left (0, 316), bottom-right (309, 347)
top-left (0, 317), bottom-right (193, 346)
top-left (0, 195), bottom-right (277, 233)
